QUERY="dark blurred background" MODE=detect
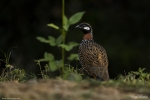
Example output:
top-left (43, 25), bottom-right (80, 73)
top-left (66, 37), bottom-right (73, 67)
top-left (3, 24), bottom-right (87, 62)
top-left (0, 0), bottom-right (150, 78)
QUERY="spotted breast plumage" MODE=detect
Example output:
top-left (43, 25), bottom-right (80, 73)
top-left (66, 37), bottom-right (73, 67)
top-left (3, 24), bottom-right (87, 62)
top-left (75, 22), bottom-right (109, 81)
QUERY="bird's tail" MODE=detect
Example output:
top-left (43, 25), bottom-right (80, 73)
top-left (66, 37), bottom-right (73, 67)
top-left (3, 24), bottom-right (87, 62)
top-left (96, 70), bottom-right (109, 81)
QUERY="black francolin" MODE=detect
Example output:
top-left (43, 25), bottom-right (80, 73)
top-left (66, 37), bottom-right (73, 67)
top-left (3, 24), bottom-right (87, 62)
top-left (75, 22), bottom-right (109, 81)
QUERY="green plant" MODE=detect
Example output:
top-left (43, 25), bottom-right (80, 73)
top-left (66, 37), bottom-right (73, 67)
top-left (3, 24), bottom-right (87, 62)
top-left (132, 68), bottom-right (150, 81)
top-left (0, 48), bottom-right (26, 82)
top-left (118, 68), bottom-right (150, 83)
top-left (36, 0), bottom-right (85, 77)
top-left (36, 61), bottom-right (52, 79)
top-left (61, 64), bottom-right (82, 82)
top-left (0, 48), bottom-right (15, 69)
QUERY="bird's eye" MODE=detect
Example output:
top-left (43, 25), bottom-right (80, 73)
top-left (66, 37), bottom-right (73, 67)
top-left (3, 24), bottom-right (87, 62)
top-left (83, 27), bottom-right (90, 30)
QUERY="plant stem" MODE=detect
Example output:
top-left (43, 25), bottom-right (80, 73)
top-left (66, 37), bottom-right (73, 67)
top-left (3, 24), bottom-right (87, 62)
top-left (62, 0), bottom-right (65, 73)
top-left (38, 61), bottom-right (44, 78)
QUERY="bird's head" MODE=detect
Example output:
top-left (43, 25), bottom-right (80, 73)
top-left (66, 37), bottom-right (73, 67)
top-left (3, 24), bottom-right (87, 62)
top-left (75, 22), bottom-right (92, 34)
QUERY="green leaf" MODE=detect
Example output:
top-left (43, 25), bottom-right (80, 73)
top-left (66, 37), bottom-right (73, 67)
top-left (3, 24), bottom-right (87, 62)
top-left (58, 44), bottom-right (70, 51)
top-left (5, 64), bottom-right (13, 68)
top-left (36, 37), bottom-right (49, 43)
top-left (47, 23), bottom-right (59, 30)
top-left (63, 15), bottom-right (69, 31)
top-left (44, 52), bottom-right (54, 61)
top-left (132, 72), bottom-right (140, 75)
top-left (49, 61), bottom-right (57, 71)
top-left (34, 59), bottom-right (49, 62)
top-left (68, 42), bottom-right (79, 50)
top-left (69, 11), bottom-right (85, 25)
top-left (36, 36), bottom-right (57, 46)
top-left (63, 15), bottom-right (68, 26)
top-left (139, 68), bottom-right (145, 72)
top-left (68, 42), bottom-right (79, 47)
top-left (63, 25), bottom-right (69, 31)
top-left (67, 54), bottom-right (79, 61)
top-left (55, 60), bottom-right (63, 68)
top-left (58, 42), bottom-right (79, 51)
top-left (49, 60), bottom-right (62, 72)
top-left (56, 35), bottom-right (63, 45)
top-left (68, 73), bottom-right (82, 82)
top-left (48, 36), bottom-right (56, 46)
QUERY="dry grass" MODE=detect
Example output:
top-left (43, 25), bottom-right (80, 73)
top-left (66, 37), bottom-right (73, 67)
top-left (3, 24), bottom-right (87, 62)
top-left (0, 79), bottom-right (149, 100)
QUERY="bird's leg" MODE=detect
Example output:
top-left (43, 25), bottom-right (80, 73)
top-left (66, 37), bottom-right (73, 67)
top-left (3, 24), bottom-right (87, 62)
top-left (93, 75), bottom-right (96, 79)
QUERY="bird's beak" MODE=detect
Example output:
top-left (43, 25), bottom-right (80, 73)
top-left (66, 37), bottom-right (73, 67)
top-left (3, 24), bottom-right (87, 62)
top-left (75, 25), bottom-right (80, 28)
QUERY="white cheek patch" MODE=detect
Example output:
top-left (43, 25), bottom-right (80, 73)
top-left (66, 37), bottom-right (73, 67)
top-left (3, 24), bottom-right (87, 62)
top-left (83, 27), bottom-right (90, 30)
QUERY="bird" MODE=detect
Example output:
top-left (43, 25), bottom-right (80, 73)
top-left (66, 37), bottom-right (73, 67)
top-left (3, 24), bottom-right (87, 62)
top-left (75, 22), bottom-right (109, 81)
